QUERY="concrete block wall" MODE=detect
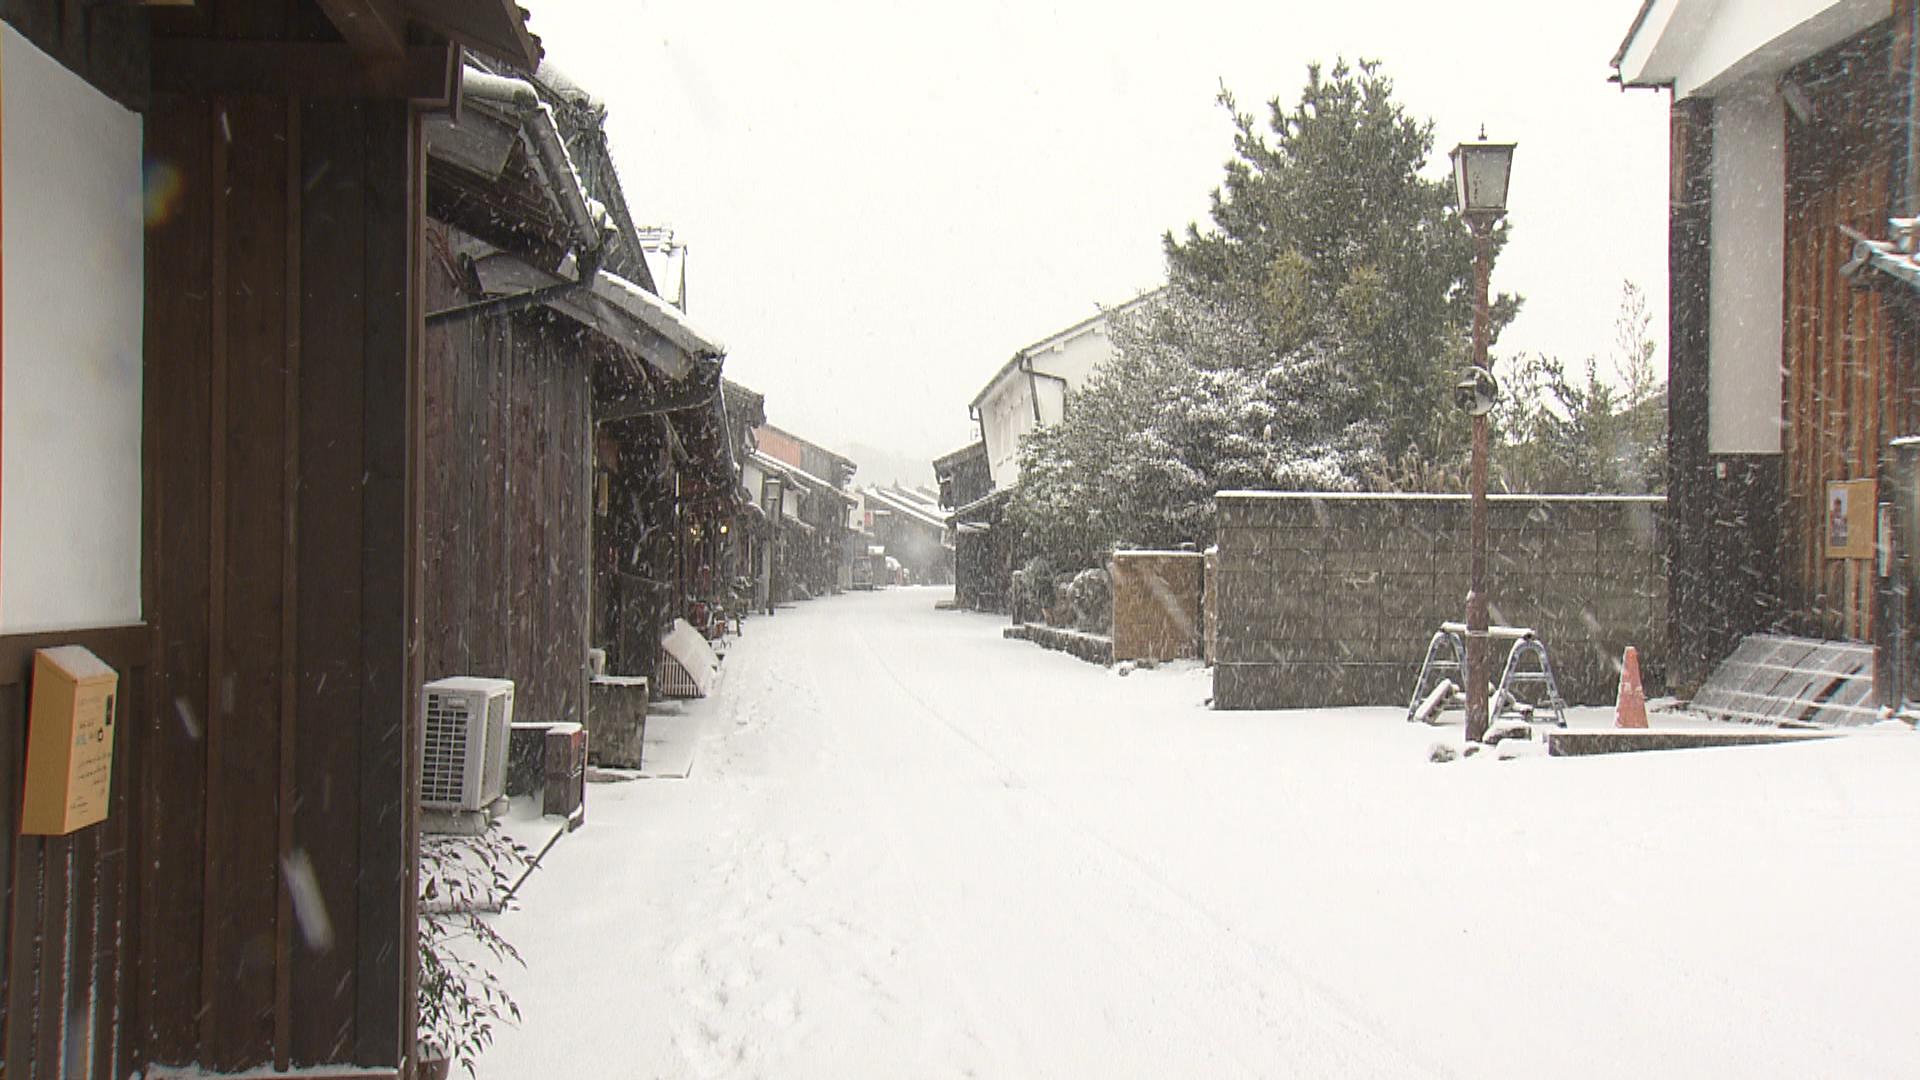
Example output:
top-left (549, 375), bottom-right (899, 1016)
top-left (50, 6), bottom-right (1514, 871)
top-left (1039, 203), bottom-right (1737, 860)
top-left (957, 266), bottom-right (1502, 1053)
top-left (1204, 547), bottom-right (1219, 664)
top-left (1110, 551), bottom-right (1206, 662)
top-left (1212, 493), bottom-right (1666, 710)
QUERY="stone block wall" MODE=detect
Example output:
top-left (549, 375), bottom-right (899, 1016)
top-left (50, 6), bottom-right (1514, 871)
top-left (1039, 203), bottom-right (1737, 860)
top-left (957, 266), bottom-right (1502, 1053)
top-left (1212, 493), bottom-right (1666, 710)
top-left (1110, 551), bottom-right (1206, 662)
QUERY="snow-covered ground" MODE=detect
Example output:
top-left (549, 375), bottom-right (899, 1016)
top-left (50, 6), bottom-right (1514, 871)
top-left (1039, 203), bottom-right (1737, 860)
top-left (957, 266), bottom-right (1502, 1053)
top-left (477, 586), bottom-right (1920, 1079)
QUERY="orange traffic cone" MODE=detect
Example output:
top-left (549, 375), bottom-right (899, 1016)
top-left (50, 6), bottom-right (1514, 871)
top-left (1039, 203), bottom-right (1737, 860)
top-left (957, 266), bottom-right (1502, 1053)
top-left (1615, 646), bottom-right (1648, 729)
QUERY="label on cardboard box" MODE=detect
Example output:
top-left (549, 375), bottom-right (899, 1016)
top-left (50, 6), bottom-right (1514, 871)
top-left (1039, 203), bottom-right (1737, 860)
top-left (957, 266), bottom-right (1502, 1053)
top-left (20, 645), bottom-right (117, 835)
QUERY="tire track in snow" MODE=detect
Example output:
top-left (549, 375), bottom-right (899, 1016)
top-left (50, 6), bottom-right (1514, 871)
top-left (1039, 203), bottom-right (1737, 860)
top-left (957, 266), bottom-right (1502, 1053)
top-left (840, 601), bottom-right (1456, 1080)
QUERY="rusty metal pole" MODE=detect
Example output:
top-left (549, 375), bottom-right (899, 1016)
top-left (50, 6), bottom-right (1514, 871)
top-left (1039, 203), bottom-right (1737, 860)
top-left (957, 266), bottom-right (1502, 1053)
top-left (1465, 219), bottom-right (1494, 744)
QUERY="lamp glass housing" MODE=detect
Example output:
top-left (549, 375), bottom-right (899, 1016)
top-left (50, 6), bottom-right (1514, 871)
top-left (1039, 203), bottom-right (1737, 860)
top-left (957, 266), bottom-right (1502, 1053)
top-left (1450, 140), bottom-right (1516, 217)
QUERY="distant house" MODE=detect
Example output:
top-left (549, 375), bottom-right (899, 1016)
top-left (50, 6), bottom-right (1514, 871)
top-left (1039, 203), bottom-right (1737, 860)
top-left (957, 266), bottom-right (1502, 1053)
top-left (1613, 0), bottom-right (1920, 696)
top-left (748, 425), bottom-right (859, 601)
top-left (971, 292), bottom-right (1160, 488)
top-left (721, 379), bottom-right (771, 604)
top-left (945, 293), bottom-right (1158, 611)
top-left (859, 486), bottom-right (954, 585)
top-left (934, 440), bottom-right (1005, 610)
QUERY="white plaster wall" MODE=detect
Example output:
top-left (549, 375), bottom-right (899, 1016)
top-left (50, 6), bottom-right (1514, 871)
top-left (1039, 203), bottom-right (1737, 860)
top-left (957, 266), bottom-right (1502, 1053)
top-left (1708, 88), bottom-right (1785, 456)
top-left (979, 375), bottom-right (1035, 488)
top-left (1027, 323), bottom-right (1112, 393)
top-left (1, 28), bottom-right (144, 633)
top-left (979, 323), bottom-right (1119, 488)
top-left (1034, 376), bottom-right (1067, 430)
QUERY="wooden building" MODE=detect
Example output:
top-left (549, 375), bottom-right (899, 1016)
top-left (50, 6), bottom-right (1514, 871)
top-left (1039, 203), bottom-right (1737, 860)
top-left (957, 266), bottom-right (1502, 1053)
top-left (751, 424), bottom-right (857, 597)
top-left (859, 486), bottom-right (954, 585)
top-left (717, 381), bottom-right (769, 610)
top-left (744, 446), bottom-right (855, 602)
top-left (0, 1), bottom-right (543, 1076)
top-left (421, 57), bottom-right (730, 720)
top-left (944, 295), bottom-right (1155, 615)
top-left (935, 440), bottom-right (1009, 611)
top-left (1615, 0), bottom-right (1920, 695)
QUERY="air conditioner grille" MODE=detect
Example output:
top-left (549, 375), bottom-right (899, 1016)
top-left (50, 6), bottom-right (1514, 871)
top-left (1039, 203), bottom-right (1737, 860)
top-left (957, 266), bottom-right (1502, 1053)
top-left (422, 691), bottom-right (473, 807)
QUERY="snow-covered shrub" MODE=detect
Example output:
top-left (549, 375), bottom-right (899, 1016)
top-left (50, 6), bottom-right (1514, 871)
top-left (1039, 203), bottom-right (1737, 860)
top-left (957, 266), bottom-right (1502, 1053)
top-left (419, 829), bottom-right (531, 1077)
top-left (1069, 567), bottom-right (1112, 635)
top-left (1009, 557), bottom-right (1055, 624)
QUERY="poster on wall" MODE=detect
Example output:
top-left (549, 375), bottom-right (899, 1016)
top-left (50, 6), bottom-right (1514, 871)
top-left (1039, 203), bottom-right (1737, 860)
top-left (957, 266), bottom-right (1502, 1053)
top-left (0, 27), bottom-right (144, 633)
top-left (1826, 479), bottom-right (1876, 560)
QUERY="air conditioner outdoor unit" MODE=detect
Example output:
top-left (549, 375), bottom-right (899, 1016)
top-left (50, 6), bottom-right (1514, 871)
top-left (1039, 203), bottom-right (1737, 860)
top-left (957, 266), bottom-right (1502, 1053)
top-left (420, 677), bottom-right (515, 813)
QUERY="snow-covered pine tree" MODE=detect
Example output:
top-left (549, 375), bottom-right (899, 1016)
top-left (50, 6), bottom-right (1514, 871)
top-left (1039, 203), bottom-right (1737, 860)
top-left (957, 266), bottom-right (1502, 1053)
top-left (1011, 59), bottom-right (1521, 573)
top-left (1166, 58), bottom-right (1521, 470)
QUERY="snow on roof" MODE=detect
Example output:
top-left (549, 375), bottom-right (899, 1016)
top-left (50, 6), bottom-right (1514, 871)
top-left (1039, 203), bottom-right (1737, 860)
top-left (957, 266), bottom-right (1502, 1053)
top-left (864, 486), bottom-right (948, 531)
top-left (749, 450), bottom-right (854, 504)
top-left (1215, 490), bottom-right (1665, 504)
top-left (592, 270), bottom-right (726, 361)
top-left (949, 486), bottom-right (1011, 524)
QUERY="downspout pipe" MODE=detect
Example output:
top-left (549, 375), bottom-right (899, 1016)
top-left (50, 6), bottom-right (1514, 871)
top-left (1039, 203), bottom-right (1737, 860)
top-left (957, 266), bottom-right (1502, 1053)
top-left (1022, 356), bottom-right (1068, 424)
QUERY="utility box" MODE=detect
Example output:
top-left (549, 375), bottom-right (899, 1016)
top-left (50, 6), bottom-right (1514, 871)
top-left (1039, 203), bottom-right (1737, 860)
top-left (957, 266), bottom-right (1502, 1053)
top-left (20, 646), bottom-right (119, 836)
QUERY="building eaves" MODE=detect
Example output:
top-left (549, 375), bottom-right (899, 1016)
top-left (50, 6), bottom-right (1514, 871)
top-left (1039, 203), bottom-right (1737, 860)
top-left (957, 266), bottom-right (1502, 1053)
top-left (749, 450), bottom-right (855, 505)
top-left (467, 249), bottom-right (724, 378)
top-left (965, 288), bottom-right (1165, 413)
top-left (865, 486), bottom-right (948, 531)
top-left (1610, 0), bottom-right (1660, 74)
top-left (948, 486), bottom-right (1011, 527)
top-left (934, 440), bottom-right (987, 474)
top-left (758, 423), bottom-right (856, 479)
top-left (407, 0), bottom-right (542, 72)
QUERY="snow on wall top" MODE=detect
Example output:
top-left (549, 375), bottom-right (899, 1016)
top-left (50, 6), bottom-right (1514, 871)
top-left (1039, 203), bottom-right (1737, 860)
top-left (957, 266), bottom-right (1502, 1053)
top-left (1215, 491), bottom-right (1665, 504)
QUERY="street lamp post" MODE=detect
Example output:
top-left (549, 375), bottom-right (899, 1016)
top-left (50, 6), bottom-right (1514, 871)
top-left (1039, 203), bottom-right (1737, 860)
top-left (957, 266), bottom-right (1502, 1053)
top-left (1449, 134), bottom-right (1515, 745)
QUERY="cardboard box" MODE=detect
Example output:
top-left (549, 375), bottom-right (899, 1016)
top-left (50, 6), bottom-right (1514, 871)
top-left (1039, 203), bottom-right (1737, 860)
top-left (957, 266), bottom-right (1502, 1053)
top-left (20, 645), bottom-right (118, 835)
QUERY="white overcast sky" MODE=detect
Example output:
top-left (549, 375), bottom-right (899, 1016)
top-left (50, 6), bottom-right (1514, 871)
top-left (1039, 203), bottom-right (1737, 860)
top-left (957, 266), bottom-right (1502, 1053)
top-left (525, 1), bottom-right (1671, 486)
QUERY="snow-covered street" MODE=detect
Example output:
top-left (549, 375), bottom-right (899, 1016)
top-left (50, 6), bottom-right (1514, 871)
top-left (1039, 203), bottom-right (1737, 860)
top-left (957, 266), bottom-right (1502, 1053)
top-left (480, 587), bottom-right (1920, 1079)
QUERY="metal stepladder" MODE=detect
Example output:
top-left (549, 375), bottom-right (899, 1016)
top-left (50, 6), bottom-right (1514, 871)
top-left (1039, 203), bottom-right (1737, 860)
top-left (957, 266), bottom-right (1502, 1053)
top-left (1406, 621), bottom-right (1567, 727)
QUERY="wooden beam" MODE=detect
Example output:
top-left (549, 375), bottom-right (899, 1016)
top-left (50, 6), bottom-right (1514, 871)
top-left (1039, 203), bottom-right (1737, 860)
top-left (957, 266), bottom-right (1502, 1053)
top-left (312, 0), bottom-right (406, 60)
top-left (150, 41), bottom-right (457, 104)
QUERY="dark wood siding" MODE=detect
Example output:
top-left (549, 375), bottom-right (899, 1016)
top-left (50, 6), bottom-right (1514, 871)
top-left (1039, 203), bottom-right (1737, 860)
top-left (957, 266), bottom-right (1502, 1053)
top-left (1781, 28), bottom-right (1915, 642)
top-left (139, 91), bottom-right (423, 1076)
top-left (422, 222), bottom-right (594, 727)
top-left (4, 2), bottom-right (444, 1076)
